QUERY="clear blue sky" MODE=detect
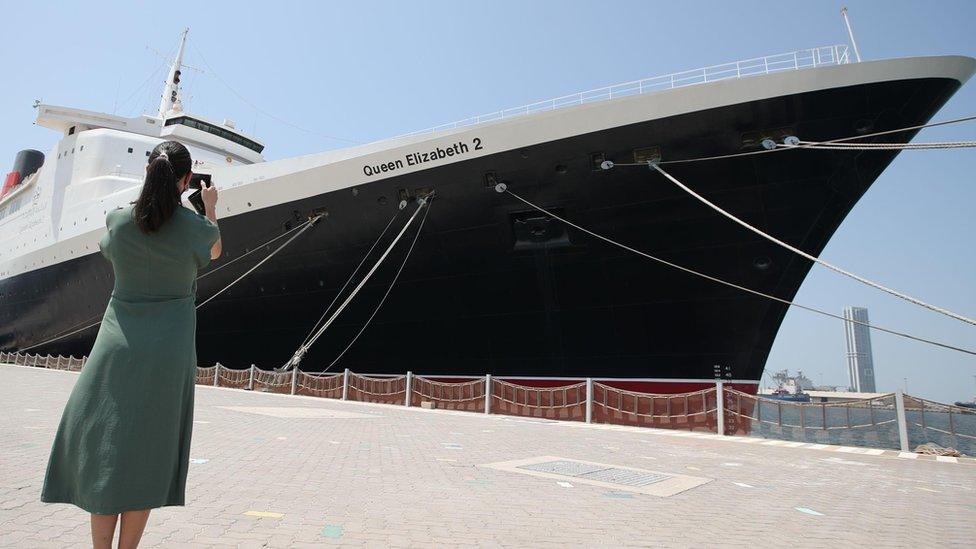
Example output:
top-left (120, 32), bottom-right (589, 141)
top-left (2, 1), bottom-right (974, 402)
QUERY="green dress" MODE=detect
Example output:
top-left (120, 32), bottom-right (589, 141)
top-left (41, 204), bottom-right (220, 515)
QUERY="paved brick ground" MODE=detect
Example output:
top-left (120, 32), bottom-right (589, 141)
top-left (1, 364), bottom-right (974, 548)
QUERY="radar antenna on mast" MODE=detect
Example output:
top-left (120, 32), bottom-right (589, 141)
top-left (157, 27), bottom-right (189, 118)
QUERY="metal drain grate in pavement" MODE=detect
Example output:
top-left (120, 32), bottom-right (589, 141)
top-left (518, 460), bottom-right (671, 487)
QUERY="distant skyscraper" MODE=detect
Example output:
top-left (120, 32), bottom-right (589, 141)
top-left (843, 306), bottom-right (877, 392)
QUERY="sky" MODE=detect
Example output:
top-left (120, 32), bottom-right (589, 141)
top-left (1, 1), bottom-right (974, 402)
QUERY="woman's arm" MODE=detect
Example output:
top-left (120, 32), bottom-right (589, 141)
top-left (202, 184), bottom-right (222, 260)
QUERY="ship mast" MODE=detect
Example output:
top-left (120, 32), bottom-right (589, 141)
top-left (157, 28), bottom-right (189, 119)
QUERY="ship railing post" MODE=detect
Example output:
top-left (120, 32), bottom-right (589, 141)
top-left (405, 371), bottom-right (413, 407)
top-left (484, 374), bottom-right (492, 414)
top-left (213, 363), bottom-right (220, 387)
top-left (33, 354), bottom-right (40, 367)
top-left (290, 366), bottom-right (299, 395)
top-left (342, 368), bottom-right (350, 401)
top-left (716, 381), bottom-right (726, 436)
top-left (895, 389), bottom-right (910, 452)
top-left (248, 364), bottom-right (255, 391)
top-left (585, 378), bottom-right (593, 424)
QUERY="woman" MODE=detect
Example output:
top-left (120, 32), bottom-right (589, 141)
top-left (40, 140), bottom-right (222, 549)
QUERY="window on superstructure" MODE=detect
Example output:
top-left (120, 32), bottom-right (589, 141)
top-left (163, 116), bottom-right (265, 154)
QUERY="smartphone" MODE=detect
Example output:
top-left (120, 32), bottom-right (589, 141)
top-left (187, 173), bottom-right (212, 215)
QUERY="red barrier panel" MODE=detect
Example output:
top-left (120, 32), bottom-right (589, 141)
top-left (412, 377), bottom-right (485, 412)
top-left (490, 378), bottom-right (587, 421)
top-left (348, 373), bottom-right (406, 405)
top-left (296, 372), bottom-right (343, 399)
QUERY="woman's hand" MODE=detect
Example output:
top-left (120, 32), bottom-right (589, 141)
top-left (202, 181), bottom-right (219, 213)
top-left (202, 181), bottom-right (222, 260)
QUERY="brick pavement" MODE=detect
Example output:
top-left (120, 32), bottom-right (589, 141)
top-left (1, 363), bottom-right (974, 548)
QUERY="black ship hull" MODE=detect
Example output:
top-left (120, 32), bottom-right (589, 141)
top-left (0, 76), bottom-right (962, 382)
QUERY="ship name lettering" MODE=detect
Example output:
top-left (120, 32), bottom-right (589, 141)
top-left (362, 139), bottom-right (480, 177)
top-left (363, 159), bottom-right (404, 177)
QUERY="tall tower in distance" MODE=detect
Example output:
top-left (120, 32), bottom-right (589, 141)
top-left (843, 306), bottom-right (877, 392)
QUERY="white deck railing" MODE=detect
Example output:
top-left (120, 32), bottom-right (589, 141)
top-left (396, 44), bottom-right (851, 138)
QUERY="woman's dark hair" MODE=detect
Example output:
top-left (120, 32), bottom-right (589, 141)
top-left (133, 141), bottom-right (192, 233)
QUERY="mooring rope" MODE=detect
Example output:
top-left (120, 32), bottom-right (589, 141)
top-left (294, 207), bottom-right (405, 356)
top-left (19, 214), bottom-right (322, 352)
top-left (196, 214), bottom-right (323, 309)
top-left (650, 163), bottom-right (976, 327)
top-left (197, 217), bottom-right (317, 280)
top-left (321, 193), bottom-right (433, 373)
top-left (498, 185), bottom-right (976, 356)
top-left (782, 140), bottom-right (976, 150)
top-left (603, 114), bottom-right (976, 166)
top-left (283, 193), bottom-right (434, 370)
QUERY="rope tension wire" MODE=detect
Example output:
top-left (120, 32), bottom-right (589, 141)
top-left (498, 185), bottom-right (976, 356)
top-left (651, 163), bottom-right (976, 327)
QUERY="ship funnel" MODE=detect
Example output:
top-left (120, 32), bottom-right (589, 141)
top-left (1, 149), bottom-right (45, 197)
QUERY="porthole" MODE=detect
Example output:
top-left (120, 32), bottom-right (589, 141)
top-left (555, 164), bottom-right (568, 174)
top-left (753, 256), bottom-right (772, 270)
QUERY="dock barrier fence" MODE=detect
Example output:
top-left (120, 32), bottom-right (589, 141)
top-left (3, 351), bottom-right (972, 456)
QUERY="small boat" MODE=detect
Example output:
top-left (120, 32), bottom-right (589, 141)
top-left (763, 388), bottom-right (812, 403)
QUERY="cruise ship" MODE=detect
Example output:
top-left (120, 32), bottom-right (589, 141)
top-left (1, 30), bottom-right (973, 390)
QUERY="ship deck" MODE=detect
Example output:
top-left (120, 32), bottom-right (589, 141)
top-left (3, 363), bottom-right (974, 547)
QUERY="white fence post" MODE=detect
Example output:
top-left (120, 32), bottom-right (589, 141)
top-left (213, 363), bottom-right (220, 387)
top-left (342, 368), bottom-right (350, 400)
top-left (716, 381), bottom-right (725, 436)
top-left (290, 367), bottom-right (299, 395)
top-left (484, 374), bottom-right (492, 414)
top-left (895, 390), bottom-right (910, 452)
top-left (248, 364), bottom-right (255, 390)
top-left (405, 371), bottom-right (413, 407)
top-left (585, 378), bottom-right (593, 424)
